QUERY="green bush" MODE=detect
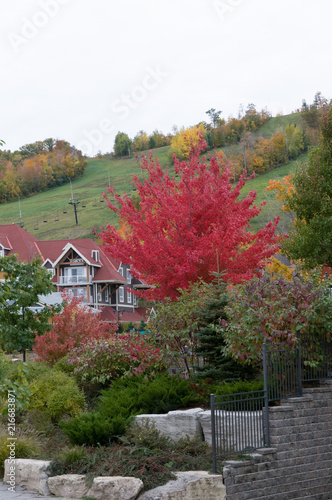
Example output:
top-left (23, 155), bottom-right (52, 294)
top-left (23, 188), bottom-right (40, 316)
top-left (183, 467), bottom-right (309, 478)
top-left (6, 361), bottom-right (50, 383)
top-left (60, 412), bottom-right (131, 446)
top-left (97, 373), bottom-right (205, 417)
top-left (29, 371), bottom-right (85, 422)
top-left (0, 364), bottom-right (33, 416)
top-left (209, 379), bottom-right (264, 396)
top-left (0, 352), bottom-right (12, 383)
top-left (60, 373), bottom-right (205, 446)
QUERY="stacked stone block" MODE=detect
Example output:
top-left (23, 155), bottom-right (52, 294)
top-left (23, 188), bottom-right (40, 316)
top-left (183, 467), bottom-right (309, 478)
top-left (223, 381), bottom-right (332, 500)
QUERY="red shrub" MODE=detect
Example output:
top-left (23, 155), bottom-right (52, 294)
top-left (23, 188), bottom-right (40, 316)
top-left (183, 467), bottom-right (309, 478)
top-left (33, 294), bottom-right (116, 364)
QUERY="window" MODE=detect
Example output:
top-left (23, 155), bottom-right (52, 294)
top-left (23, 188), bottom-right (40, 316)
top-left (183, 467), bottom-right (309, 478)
top-left (105, 287), bottom-right (109, 303)
top-left (92, 250), bottom-right (99, 263)
top-left (126, 269), bottom-right (132, 283)
top-left (64, 267), bottom-right (85, 284)
top-left (119, 286), bottom-right (124, 303)
top-left (127, 289), bottom-right (132, 303)
top-left (0, 246), bottom-right (4, 258)
top-left (134, 294), bottom-right (137, 306)
top-left (97, 285), bottom-right (102, 302)
top-left (70, 288), bottom-right (87, 302)
top-left (119, 267), bottom-right (123, 277)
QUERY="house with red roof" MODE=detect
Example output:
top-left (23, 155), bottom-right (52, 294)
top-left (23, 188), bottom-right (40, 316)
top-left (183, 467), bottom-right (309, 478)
top-left (0, 224), bottom-right (149, 324)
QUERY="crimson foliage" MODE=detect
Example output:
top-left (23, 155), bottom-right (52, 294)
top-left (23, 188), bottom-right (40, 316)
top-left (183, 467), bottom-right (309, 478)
top-left (98, 136), bottom-right (282, 300)
top-left (33, 294), bottom-right (116, 364)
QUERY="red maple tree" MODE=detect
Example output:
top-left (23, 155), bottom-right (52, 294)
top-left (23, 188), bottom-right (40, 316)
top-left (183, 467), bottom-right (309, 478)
top-left (98, 136), bottom-right (282, 300)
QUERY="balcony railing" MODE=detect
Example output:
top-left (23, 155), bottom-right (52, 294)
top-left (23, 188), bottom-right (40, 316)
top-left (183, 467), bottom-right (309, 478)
top-left (58, 276), bottom-right (91, 285)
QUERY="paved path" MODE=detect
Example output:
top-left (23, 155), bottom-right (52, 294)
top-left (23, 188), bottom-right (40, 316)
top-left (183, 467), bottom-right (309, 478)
top-left (0, 481), bottom-right (76, 500)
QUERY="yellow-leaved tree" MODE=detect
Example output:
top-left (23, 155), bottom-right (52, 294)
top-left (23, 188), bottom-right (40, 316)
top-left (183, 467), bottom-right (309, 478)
top-left (168, 124), bottom-right (206, 162)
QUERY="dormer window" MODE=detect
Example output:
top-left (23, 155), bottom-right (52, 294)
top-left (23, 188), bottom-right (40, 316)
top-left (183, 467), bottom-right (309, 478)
top-left (92, 250), bottom-right (99, 263)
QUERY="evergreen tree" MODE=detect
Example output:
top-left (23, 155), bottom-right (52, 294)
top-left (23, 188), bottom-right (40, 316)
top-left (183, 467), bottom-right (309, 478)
top-left (285, 101), bottom-right (332, 267)
top-left (194, 275), bottom-right (254, 381)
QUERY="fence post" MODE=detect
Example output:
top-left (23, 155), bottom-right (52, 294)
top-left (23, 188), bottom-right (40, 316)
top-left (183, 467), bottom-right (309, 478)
top-left (297, 335), bottom-right (303, 397)
top-left (210, 394), bottom-right (217, 474)
top-left (262, 343), bottom-right (270, 447)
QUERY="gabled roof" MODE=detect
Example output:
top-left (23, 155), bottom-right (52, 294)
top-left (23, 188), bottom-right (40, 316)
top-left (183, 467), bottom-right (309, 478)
top-left (36, 238), bottom-right (127, 285)
top-left (0, 224), bottom-right (40, 262)
top-left (36, 239), bottom-right (101, 266)
top-left (0, 226), bottom-right (129, 286)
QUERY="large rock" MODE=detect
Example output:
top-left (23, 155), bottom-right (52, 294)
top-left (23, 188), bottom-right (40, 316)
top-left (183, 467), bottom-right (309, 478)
top-left (48, 474), bottom-right (89, 498)
top-left (87, 476), bottom-right (144, 500)
top-left (4, 459), bottom-right (51, 495)
top-left (134, 408), bottom-right (204, 441)
top-left (138, 471), bottom-right (226, 500)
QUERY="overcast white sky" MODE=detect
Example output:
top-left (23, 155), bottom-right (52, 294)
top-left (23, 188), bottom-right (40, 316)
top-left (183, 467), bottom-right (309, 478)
top-left (1, 0), bottom-right (331, 156)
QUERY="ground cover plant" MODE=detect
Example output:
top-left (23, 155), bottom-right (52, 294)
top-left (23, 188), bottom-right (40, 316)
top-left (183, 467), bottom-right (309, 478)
top-left (50, 421), bottom-right (213, 493)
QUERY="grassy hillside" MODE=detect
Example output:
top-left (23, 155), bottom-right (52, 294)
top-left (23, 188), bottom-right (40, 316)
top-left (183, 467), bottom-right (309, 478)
top-left (0, 114), bottom-right (306, 241)
top-left (0, 146), bottom-right (171, 240)
top-left (255, 112), bottom-right (304, 138)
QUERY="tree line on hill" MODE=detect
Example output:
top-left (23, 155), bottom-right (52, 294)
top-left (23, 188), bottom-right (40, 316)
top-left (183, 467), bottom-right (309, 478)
top-left (0, 93), bottom-right (327, 204)
top-left (0, 138), bottom-right (87, 203)
top-left (109, 93), bottom-right (328, 181)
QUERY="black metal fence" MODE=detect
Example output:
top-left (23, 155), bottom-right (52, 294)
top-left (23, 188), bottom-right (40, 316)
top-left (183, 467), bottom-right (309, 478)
top-left (300, 331), bottom-right (332, 381)
top-left (211, 331), bottom-right (332, 472)
top-left (263, 341), bottom-right (302, 401)
top-left (211, 391), bottom-right (267, 473)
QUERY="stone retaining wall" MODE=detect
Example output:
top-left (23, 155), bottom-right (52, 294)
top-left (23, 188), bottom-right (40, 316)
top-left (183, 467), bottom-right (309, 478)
top-left (223, 381), bottom-right (332, 500)
top-left (3, 463), bottom-right (226, 500)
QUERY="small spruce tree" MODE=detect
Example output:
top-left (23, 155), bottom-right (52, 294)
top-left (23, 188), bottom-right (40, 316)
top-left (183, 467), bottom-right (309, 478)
top-left (194, 275), bottom-right (255, 381)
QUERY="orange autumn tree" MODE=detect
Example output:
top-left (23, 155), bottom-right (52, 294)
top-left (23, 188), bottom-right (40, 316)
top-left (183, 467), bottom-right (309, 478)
top-left (98, 135), bottom-right (282, 300)
top-left (266, 174), bottom-right (295, 212)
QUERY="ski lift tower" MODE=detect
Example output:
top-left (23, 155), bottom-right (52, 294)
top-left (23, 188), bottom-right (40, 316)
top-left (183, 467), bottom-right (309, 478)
top-left (69, 180), bottom-right (80, 225)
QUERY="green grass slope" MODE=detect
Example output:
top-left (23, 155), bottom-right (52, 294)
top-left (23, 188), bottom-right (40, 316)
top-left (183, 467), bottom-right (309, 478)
top-left (0, 114), bottom-right (306, 241)
top-left (255, 112), bottom-right (304, 138)
top-left (0, 146), bottom-right (171, 240)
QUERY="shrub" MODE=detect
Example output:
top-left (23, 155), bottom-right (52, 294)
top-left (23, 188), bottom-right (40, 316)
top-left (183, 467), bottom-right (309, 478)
top-left (60, 373), bottom-right (205, 446)
top-left (209, 379), bottom-right (264, 396)
top-left (59, 412), bottom-right (131, 446)
top-left (65, 333), bottom-right (166, 388)
top-left (29, 371), bottom-right (85, 422)
top-left (97, 373), bottom-right (205, 417)
top-left (223, 272), bottom-right (332, 365)
top-left (0, 364), bottom-right (32, 416)
top-left (33, 294), bottom-right (117, 364)
top-left (0, 352), bottom-right (12, 383)
top-left (6, 360), bottom-right (50, 383)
